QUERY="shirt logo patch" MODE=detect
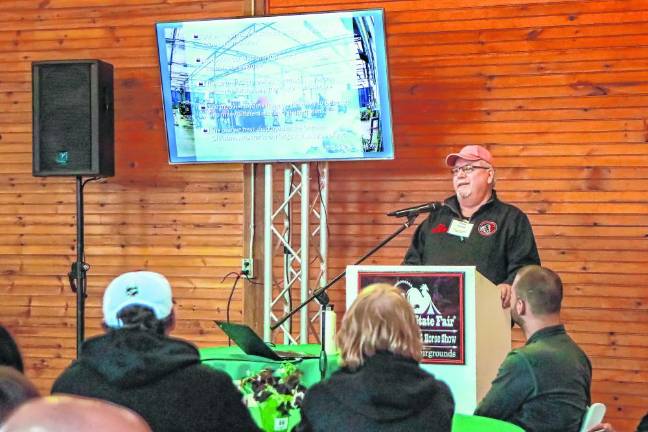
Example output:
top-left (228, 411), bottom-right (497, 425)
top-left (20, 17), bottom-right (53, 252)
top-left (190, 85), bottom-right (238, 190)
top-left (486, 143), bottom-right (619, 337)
top-left (478, 221), bottom-right (497, 237)
top-left (431, 223), bottom-right (448, 234)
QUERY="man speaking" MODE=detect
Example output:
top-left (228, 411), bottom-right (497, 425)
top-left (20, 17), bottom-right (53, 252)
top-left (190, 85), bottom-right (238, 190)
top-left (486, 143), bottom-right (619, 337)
top-left (402, 145), bottom-right (540, 308)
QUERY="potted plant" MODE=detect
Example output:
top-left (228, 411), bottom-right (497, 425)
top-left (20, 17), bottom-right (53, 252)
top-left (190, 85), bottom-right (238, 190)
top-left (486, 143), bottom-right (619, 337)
top-left (241, 363), bottom-right (306, 432)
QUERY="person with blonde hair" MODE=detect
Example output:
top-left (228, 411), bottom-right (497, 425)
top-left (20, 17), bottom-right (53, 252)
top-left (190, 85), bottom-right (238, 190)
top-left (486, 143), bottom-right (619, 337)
top-left (296, 283), bottom-right (454, 432)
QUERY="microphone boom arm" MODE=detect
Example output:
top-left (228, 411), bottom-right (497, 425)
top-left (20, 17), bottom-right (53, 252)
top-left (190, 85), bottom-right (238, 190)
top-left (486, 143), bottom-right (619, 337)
top-left (271, 212), bottom-right (421, 331)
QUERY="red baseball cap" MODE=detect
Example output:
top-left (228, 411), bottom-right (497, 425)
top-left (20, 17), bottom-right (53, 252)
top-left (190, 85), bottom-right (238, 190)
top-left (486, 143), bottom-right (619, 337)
top-left (445, 145), bottom-right (493, 166)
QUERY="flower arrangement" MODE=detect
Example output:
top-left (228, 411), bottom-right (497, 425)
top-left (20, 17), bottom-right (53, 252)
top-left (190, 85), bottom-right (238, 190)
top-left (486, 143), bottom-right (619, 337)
top-left (241, 363), bottom-right (306, 431)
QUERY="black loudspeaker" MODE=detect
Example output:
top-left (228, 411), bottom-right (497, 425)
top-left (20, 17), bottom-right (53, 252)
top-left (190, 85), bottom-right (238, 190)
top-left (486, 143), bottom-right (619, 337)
top-left (32, 60), bottom-right (114, 177)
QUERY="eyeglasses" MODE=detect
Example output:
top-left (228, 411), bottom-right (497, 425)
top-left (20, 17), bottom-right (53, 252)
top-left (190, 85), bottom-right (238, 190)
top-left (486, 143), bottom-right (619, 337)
top-left (451, 165), bottom-right (491, 176)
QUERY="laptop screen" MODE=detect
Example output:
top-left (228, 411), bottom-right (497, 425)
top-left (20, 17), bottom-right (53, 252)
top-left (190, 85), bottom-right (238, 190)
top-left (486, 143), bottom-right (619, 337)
top-left (215, 321), bottom-right (282, 360)
top-left (215, 321), bottom-right (318, 360)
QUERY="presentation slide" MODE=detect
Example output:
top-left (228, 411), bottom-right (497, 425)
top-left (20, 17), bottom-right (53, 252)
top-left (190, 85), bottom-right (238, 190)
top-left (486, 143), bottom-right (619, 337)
top-left (156, 10), bottom-right (393, 163)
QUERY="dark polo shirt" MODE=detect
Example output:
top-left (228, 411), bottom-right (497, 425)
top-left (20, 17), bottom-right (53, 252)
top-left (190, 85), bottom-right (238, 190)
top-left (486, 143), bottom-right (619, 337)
top-left (475, 324), bottom-right (592, 432)
top-left (403, 191), bottom-right (540, 285)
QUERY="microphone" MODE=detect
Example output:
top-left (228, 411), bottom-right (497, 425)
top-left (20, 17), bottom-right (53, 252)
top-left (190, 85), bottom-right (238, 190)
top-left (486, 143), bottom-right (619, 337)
top-left (387, 201), bottom-right (443, 217)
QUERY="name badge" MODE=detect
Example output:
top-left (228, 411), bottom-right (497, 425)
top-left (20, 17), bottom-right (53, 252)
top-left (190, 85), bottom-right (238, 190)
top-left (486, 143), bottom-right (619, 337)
top-left (448, 219), bottom-right (474, 238)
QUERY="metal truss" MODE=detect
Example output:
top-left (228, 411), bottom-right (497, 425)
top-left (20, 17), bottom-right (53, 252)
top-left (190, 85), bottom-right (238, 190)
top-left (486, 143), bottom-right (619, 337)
top-left (262, 163), bottom-right (328, 343)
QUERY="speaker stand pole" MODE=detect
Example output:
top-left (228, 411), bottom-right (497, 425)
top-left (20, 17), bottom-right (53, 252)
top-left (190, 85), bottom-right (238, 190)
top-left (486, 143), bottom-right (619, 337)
top-left (68, 176), bottom-right (98, 358)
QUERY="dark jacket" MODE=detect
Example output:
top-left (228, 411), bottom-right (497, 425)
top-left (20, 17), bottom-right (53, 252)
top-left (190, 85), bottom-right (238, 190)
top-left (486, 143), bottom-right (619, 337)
top-left (475, 325), bottom-right (591, 432)
top-left (0, 324), bottom-right (23, 372)
top-left (403, 191), bottom-right (540, 285)
top-left (638, 413), bottom-right (648, 432)
top-left (296, 352), bottom-right (454, 432)
top-left (51, 329), bottom-right (260, 432)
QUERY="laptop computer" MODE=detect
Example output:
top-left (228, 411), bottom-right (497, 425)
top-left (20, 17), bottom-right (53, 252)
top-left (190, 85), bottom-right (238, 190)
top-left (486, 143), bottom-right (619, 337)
top-left (215, 320), bottom-right (318, 361)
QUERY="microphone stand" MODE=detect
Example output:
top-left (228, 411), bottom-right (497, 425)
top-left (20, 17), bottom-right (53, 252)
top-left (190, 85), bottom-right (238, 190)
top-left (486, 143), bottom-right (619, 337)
top-left (271, 212), bottom-right (421, 380)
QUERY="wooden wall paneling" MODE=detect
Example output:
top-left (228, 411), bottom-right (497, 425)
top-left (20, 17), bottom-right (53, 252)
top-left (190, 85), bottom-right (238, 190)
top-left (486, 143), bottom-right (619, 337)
top-left (266, 0), bottom-right (648, 427)
top-left (0, 0), bottom-right (646, 427)
top-left (0, 0), bottom-right (253, 394)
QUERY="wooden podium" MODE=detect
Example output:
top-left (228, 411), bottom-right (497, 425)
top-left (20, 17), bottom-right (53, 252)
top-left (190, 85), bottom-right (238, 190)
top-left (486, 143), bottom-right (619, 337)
top-left (345, 265), bottom-right (511, 414)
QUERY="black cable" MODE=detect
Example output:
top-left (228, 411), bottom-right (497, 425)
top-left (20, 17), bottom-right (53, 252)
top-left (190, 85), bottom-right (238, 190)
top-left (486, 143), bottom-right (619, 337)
top-left (242, 274), bottom-right (283, 290)
top-left (221, 271), bottom-right (241, 346)
top-left (314, 163), bottom-right (331, 302)
top-left (315, 162), bottom-right (328, 221)
top-left (286, 170), bottom-right (296, 330)
top-left (220, 272), bottom-right (284, 346)
top-left (82, 177), bottom-right (101, 187)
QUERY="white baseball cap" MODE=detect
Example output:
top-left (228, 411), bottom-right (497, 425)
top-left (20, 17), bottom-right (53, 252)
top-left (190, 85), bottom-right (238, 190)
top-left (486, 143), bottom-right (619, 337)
top-left (102, 271), bottom-right (173, 328)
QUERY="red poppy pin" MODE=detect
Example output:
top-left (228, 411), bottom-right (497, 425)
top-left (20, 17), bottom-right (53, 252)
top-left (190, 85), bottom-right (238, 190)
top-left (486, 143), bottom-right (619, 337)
top-left (478, 221), bottom-right (497, 237)
top-left (431, 223), bottom-right (448, 234)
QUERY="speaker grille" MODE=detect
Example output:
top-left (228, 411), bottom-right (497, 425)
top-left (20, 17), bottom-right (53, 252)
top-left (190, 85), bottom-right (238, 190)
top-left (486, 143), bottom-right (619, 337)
top-left (36, 64), bottom-right (93, 173)
top-left (32, 60), bottom-right (114, 177)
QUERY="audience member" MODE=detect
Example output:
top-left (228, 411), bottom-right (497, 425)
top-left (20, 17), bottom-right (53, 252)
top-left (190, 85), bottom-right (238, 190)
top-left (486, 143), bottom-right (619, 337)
top-left (588, 412), bottom-right (648, 432)
top-left (638, 413), bottom-right (648, 432)
top-left (296, 283), bottom-right (454, 432)
top-left (52, 271), bottom-right (260, 432)
top-left (475, 265), bottom-right (591, 431)
top-left (588, 423), bottom-right (616, 432)
top-left (0, 366), bottom-right (39, 423)
top-left (0, 326), bottom-right (23, 373)
top-left (0, 395), bottom-right (151, 432)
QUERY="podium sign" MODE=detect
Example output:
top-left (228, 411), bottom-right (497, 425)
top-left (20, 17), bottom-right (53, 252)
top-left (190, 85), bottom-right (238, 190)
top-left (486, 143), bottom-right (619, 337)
top-left (356, 271), bottom-right (466, 365)
top-left (346, 265), bottom-right (511, 414)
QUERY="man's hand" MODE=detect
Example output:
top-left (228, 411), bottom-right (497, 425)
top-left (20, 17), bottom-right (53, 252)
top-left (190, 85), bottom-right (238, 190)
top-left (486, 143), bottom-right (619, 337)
top-left (498, 283), bottom-right (512, 308)
top-left (587, 423), bottom-right (616, 432)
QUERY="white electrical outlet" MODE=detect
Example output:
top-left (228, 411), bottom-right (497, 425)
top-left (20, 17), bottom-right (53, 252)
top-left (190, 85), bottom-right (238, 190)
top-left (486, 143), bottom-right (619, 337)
top-left (241, 258), bottom-right (254, 278)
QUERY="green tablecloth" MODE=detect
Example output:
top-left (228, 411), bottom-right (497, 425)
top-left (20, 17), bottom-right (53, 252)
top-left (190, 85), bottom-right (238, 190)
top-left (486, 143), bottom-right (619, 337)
top-left (200, 345), bottom-right (524, 432)
top-left (199, 343), bottom-right (339, 387)
top-left (452, 414), bottom-right (525, 431)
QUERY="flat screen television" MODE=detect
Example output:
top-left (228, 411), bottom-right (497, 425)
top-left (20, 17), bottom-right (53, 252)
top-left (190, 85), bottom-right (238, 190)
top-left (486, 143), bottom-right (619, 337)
top-left (155, 9), bottom-right (393, 164)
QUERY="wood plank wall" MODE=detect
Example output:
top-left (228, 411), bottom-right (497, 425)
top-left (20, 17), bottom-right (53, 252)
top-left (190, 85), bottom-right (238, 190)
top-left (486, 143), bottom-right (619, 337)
top-left (1, 0), bottom-right (646, 429)
top-left (0, 0), bottom-right (252, 394)
top-left (265, 0), bottom-right (648, 429)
